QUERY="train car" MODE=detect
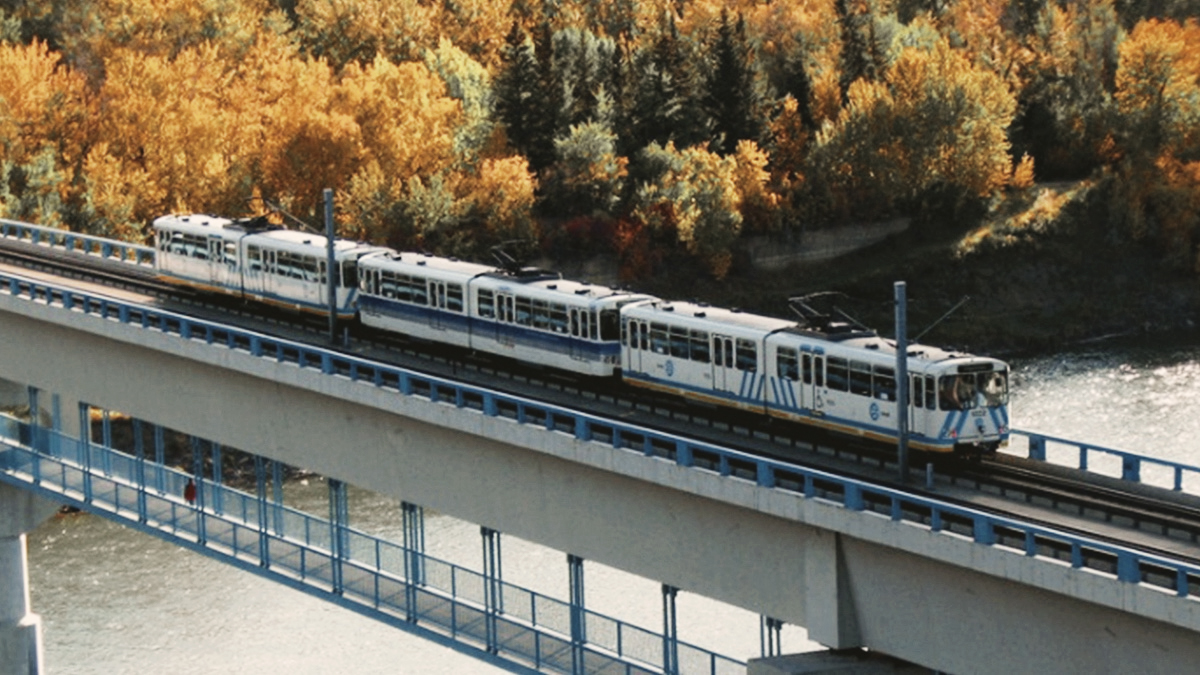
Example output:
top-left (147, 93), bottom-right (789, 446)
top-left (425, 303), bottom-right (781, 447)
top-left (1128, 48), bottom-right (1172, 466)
top-left (622, 299), bottom-right (1009, 454)
top-left (622, 300), bottom-right (792, 412)
top-left (357, 251), bottom-right (493, 349)
top-left (358, 252), bottom-right (655, 376)
top-left (153, 214), bottom-right (384, 319)
top-left (762, 329), bottom-right (1008, 453)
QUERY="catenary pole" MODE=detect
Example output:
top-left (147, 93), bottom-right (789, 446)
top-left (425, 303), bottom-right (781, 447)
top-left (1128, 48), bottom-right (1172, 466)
top-left (324, 188), bottom-right (337, 344)
top-left (895, 281), bottom-right (909, 482)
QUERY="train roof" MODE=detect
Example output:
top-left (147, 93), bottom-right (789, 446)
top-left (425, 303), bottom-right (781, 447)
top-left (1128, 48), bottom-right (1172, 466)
top-left (243, 228), bottom-right (378, 255)
top-left (625, 299), bottom-right (797, 332)
top-left (153, 213), bottom-right (278, 235)
top-left (359, 251), bottom-right (496, 278)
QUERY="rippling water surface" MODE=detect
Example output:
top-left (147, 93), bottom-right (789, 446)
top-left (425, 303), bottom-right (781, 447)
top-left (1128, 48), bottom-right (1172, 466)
top-left (27, 342), bottom-right (1200, 673)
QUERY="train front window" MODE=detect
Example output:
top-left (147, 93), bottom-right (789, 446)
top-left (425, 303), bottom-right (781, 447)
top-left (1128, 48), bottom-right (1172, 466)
top-left (938, 370), bottom-right (1008, 410)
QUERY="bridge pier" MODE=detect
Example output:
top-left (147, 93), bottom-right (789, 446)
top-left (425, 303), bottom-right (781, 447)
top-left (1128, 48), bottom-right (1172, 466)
top-left (0, 484), bottom-right (58, 675)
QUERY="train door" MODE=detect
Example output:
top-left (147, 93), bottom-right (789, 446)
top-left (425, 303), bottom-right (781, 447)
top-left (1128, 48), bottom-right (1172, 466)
top-left (569, 307), bottom-right (588, 361)
top-left (207, 237), bottom-right (224, 287)
top-left (496, 293), bottom-right (515, 345)
top-left (712, 335), bottom-right (736, 393)
top-left (624, 319), bottom-right (645, 372)
top-left (803, 352), bottom-right (826, 415)
top-left (909, 373), bottom-right (935, 438)
top-left (428, 280), bottom-right (447, 329)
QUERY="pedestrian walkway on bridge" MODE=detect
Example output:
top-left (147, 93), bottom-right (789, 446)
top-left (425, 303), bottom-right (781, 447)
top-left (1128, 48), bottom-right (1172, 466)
top-left (0, 412), bottom-right (745, 675)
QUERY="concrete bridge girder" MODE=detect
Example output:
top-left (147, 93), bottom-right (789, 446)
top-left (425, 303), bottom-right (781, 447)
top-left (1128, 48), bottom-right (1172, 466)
top-left (4, 289), bottom-right (1200, 674)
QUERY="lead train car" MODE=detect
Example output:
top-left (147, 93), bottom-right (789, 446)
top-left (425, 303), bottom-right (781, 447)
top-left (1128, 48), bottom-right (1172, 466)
top-left (153, 214), bottom-right (383, 319)
top-left (356, 252), bottom-right (654, 376)
top-left (622, 300), bottom-right (1009, 453)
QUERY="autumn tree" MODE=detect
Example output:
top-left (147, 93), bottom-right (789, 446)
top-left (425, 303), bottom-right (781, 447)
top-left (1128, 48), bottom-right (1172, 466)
top-left (702, 9), bottom-right (769, 156)
top-left (807, 25), bottom-right (1017, 222)
top-left (543, 120), bottom-right (628, 218)
top-left (632, 141), bottom-right (743, 278)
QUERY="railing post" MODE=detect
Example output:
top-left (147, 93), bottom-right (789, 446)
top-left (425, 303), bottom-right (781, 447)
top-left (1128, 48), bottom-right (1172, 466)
top-left (272, 460), bottom-right (285, 536)
top-left (78, 402), bottom-right (92, 502)
top-left (133, 419), bottom-right (147, 523)
top-left (662, 584), bottom-right (679, 675)
top-left (760, 616), bottom-right (783, 658)
top-left (569, 553), bottom-right (586, 673)
top-left (402, 501), bottom-right (426, 623)
top-left (255, 455), bottom-right (270, 568)
top-left (481, 526), bottom-right (502, 654)
top-left (1028, 434), bottom-right (1046, 461)
top-left (1121, 455), bottom-right (1141, 483)
top-left (328, 478), bottom-right (347, 595)
top-left (191, 436), bottom-right (206, 545)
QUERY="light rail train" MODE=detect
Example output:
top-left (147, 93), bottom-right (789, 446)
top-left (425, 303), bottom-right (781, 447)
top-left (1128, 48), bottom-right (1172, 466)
top-left (153, 213), bottom-right (1010, 454)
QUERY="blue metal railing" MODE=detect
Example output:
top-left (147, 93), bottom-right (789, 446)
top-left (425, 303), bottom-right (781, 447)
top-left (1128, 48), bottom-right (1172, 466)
top-left (0, 218), bottom-right (155, 267)
top-left (0, 420), bottom-right (743, 675)
top-left (3, 269), bottom-right (1200, 602)
top-left (1009, 429), bottom-right (1200, 493)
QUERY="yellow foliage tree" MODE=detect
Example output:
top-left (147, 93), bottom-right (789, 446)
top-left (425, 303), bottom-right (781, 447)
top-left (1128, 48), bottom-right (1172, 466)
top-left (0, 39), bottom-right (91, 170)
top-left (462, 155), bottom-right (538, 244)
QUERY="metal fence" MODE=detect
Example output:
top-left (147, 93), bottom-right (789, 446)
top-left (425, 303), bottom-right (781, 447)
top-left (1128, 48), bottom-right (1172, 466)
top-left (0, 419), bottom-right (743, 675)
top-left (0, 218), bottom-right (155, 267)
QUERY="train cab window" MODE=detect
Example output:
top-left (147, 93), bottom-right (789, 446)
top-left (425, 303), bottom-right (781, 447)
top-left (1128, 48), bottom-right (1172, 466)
top-left (736, 339), bottom-right (757, 372)
top-left (689, 330), bottom-right (710, 362)
top-left (874, 366), bottom-right (895, 401)
top-left (777, 347), bottom-right (799, 381)
top-left (826, 357), bottom-right (849, 391)
top-left (478, 289), bottom-right (495, 318)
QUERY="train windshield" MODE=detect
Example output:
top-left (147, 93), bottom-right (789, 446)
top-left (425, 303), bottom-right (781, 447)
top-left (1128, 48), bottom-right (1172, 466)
top-left (938, 369), bottom-right (1008, 410)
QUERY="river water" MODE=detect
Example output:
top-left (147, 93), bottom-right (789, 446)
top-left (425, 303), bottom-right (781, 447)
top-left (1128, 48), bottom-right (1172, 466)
top-left (25, 342), bottom-right (1200, 673)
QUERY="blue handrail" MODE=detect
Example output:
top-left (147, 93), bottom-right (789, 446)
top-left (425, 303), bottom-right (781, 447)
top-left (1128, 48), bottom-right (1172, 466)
top-left (3, 268), bottom-right (1199, 601)
top-left (0, 218), bottom-right (155, 267)
top-left (0, 421), bottom-right (743, 674)
top-left (1009, 429), bottom-right (1200, 492)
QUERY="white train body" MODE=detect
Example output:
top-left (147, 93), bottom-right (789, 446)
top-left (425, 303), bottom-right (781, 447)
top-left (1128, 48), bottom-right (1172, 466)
top-left (357, 252), bottom-right (654, 376)
top-left (153, 214), bottom-right (383, 319)
top-left (622, 300), bottom-right (1009, 453)
top-left (153, 213), bottom-right (1010, 453)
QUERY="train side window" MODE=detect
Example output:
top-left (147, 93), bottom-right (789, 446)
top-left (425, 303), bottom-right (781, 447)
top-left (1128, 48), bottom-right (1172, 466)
top-left (342, 261), bottom-right (359, 288)
top-left (477, 289), bottom-right (495, 318)
top-left (690, 330), bottom-right (710, 362)
top-left (669, 326), bottom-right (689, 358)
top-left (874, 366), bottom-right (895, 400)
top-left (639, 322), bottom-right (649, 350)
top-left (515, 297), bottom-right (532, 326)
top-left (925, 376), bottom-right (936, 409)
top-left (736, 339), bottom-right (757, 372)
top-left (223, 241), bottom-right (238, 266)
top-left (801, 353), bottom-right (812, 384)
top-left (247, 246), bottom-right (262, 272)
top-left (911, 375), bottom-right (924, 408)
top-left (447, 284), bottom-right (463, 312)
top-left (849, 361), bottom-right (872, 396)
top-left (814, 356), bottom-right (825, 387)
top-left (826, 357), bottom-right (848, 391)
top-left (777, 347), bottom-right (799, 381)
top-left (650, 322), bottom-right (669, 354)
top-left (550, 303), bottom-right (568, 333)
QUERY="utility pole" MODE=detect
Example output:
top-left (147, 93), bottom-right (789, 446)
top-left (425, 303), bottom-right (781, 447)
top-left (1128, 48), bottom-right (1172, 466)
top-left (895, 281), bottom-right (909, 482)
top-left (324, 188), bottom-right (337, 344)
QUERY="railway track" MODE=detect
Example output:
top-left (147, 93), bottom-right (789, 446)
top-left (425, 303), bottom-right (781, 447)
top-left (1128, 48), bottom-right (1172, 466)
top-left (5, 236), bottom-right (1200, 565)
